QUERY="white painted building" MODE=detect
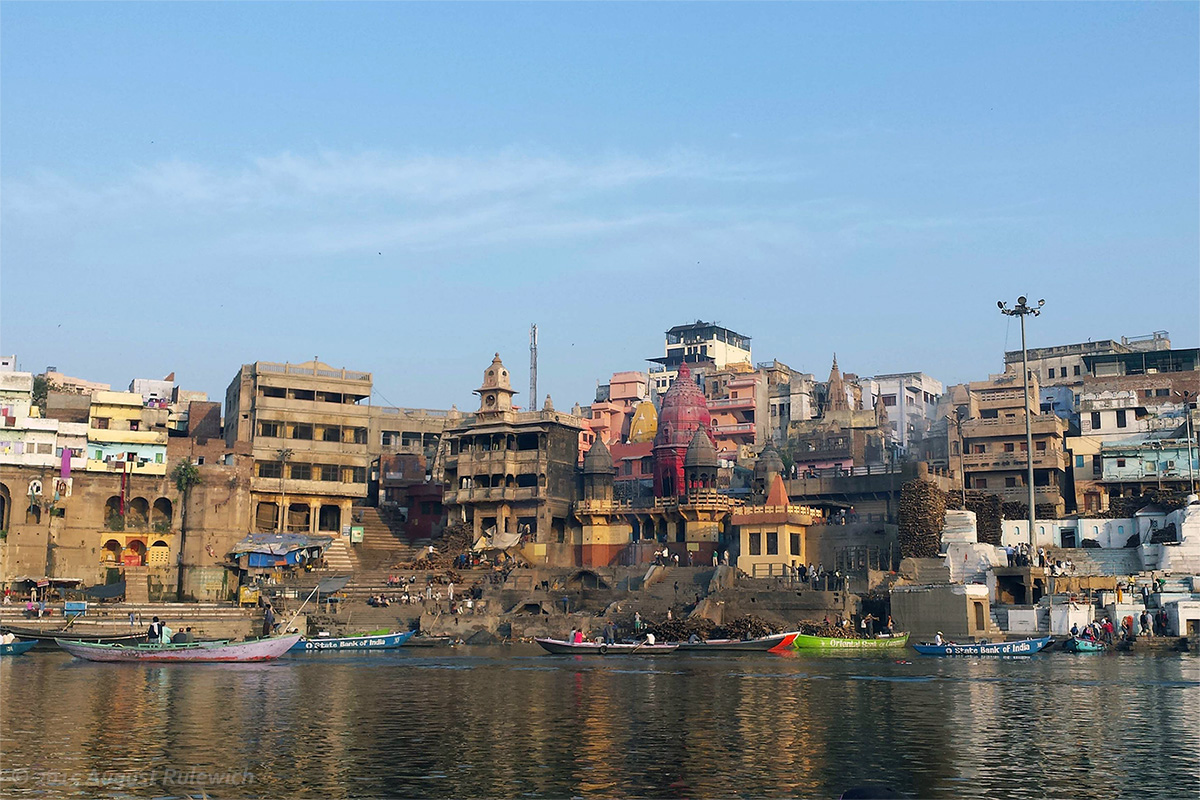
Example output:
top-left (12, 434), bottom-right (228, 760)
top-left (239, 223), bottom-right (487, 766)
top-left (869, 372), bottom-right (944, 452)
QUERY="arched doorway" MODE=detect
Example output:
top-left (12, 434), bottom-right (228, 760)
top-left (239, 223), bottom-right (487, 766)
top-left (125, 539), bottom-right (147, 566)
top-left (0, 483), bottom-right (10, 531)
top-left (128, 497), bottom-right (150, 529)
top-left (147, 540), bottom-right (171, 566)
top-left (102, 539), bottom-right (123, 564)
top-left (255, 502), bottom-right (278, 531)
top-left (105, 496), bottom-right (123, 528)
top-left (151, 498), bottom-right (173, 530)
top-left (286, 503), bottom-right (310, 532)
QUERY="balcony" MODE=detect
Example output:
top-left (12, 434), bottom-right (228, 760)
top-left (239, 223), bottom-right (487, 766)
top-left (713, 422), bottom-right (756, 436)
top-left (444, 486), bottom-right (543, 504)
top-left (961, 416), bottom-right (1064, 438)
top-left (252, 438), bottom-right (369, 457)
top-left (254, 394), bottom-right (371, 417)
top-left (249, 476), bottom-right (367, 497)
top-left (709, 396), bottom-right (756, 410)
top-left (960, 450), bottom-right (1065, 470)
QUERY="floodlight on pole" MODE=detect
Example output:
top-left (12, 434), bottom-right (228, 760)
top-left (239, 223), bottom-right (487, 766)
top-left (998, 296), bottom-right (1043, 559)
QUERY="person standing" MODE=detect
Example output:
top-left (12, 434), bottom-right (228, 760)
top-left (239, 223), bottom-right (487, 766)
top-left (262, 604), bottom-right (276, 638)
top-left (148, 616), bottom-right (163, 642)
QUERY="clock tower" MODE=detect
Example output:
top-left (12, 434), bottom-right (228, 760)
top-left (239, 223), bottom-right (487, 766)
top-left (474, 353), bottom-right (517, 416)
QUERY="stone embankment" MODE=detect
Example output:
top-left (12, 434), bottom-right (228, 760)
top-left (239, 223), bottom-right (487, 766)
top-left (0, 602), bottom-right (261, 641)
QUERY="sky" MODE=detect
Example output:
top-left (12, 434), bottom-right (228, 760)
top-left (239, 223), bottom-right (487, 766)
top-left (2, 2), bottom-right (1197, 411)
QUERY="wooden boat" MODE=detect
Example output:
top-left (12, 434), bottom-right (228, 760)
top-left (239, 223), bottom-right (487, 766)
top-left (56, 633), bottom-right (302, 663)
top-left (1, 638), bottom-right (38, 656)
top-left (288, 630), bottom-right (415, 652)
top-left (792, 632), bottom-right (910, 650)
top-left (1, 625), bottom-right (147, 647)
top-left (404, 635), bottom-right (454, 647)
top-left (913, 636), bottom-right (1053, 656)
top-left (675, 631), bottom-right (800, 652)
top-left (535, 638), bottom-right (679, 655)
top-left (1063, 637), bottom-right (1107, 653)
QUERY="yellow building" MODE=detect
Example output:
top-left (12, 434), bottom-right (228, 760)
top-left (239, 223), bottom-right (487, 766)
top-left (732, 474), bottom-right (821, 578)
top-left (86, 391), bottom-right (169, 476)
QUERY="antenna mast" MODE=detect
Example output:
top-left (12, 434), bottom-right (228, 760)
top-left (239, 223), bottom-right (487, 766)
top-left (529, 323), bottom-right (538, 409)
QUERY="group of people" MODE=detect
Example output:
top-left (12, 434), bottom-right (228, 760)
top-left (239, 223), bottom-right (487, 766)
top-left (146, 615), bottom-right (198, 644)
top-left (1071, 618), bottom-right (1116, 643)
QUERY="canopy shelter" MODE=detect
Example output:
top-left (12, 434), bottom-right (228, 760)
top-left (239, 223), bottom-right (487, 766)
top-left (229, 533), bottom-right (333, 569)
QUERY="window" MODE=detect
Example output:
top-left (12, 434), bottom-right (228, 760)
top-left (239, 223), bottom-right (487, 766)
top-left (790, 532), bottom-right (801, 556)
top-left (1005, 477), bottom-right (1017, 487)
top-left (322, 426), bottom-right (341, 442)
top-left (1076, 456), bottom-right (1085, 469)
top-left (622, 461), bottom-right (632, 476)
top-left (1035, 441), bottom-right (1046, 452)
top-left (94, 449), bottom-right (102, 460)
top-left (350, 427), bottom-right (368, 445)
top-left (882, 395), bottom-right (896, 407)
top-left (1047, 368), bottom-right (1055, 379)
top-left (1116, 459), bottom-right (1126, 468)
top-left (748, 532), bottom-right (762, 556)
top-left (974, 478), bottom-right (988, 489)
top-left (1093, 455), bottom-right (1102, 475)
top-left (320, 464), bottom-right (340, 481)
top-left (1156, 388), bottom-right (1170, 397)
top-left (1116, 410), bottom-right (1127, 428)
top-left (1145, 461), bottom-right (1157, 472)
top-left (129, 420), bottom-right (139, 431)
top-left (1143, 390), bottom-right (1153, 398)
top-left (258, 461), bottom-right (283, 479)
top-left (1074, 365), bottom-right (1081, 376)
top-left (290, 463), bottom-right (311, 481)
top-left (291, 423), bottom-right (313, 440)
top-left (1004, 443), bottom-right (1015, 452)
top-left (351, 466), bottom-right (367, 483)
top-left (155, 453), bottom-right (163, 464)
top-left (973, 444), bottom-right (986, 454)
top-left (259, 421), bottom-right (281, 438)
top-left (93, 417), bottom-right (110, 429)
top-left (261, 386), bottom-right (286, 398)
top-left (1090, 412), bottom-right (1101, 430)
top-left (766, 532), bottom-right (779, 555)
top-left (37, 443), bottom-right (53, 454)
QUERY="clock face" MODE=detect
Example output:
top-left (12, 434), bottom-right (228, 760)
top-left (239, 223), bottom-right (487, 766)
top-left (486, 395), bottom-right (496, 407)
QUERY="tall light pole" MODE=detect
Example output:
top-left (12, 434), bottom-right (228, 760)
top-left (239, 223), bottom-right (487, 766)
top-left (999, 296), bottom-right (1044, 557)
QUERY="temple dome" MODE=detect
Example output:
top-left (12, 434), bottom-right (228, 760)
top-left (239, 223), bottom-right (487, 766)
top-left (684, 429), bottom-right (718, 468)
top-left (583, 438), bottom-right (614, 474)
top-left (756, 442), bottom-right (785, 476)
top-left (654, 364), bottom-right (712, 450)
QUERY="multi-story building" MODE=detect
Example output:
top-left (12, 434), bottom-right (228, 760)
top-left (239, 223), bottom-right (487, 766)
top-left (1003, 331), bottom-right (1171, 388)
top-left (785, 358), bottom-right (890, 475)
top-left (42, 367), bottom-right (110, 395)
top-left (869, 372), bottom-right (944, 454)
top-left (86, 391), bottom-right (169, 476)
top-left (439, 354), bottom-right (585, 550)
top-left (956, 370), bottom-right (1071, 516)
top-left (585, 371), bottom-right (649, 445)
top-left (704, 365), bottom-right (767, 462)
top-left (1100, 435), bottom-right (1198, 498)
top-left (224, 360), bottom-right (372, 534)
top-left (647, 320), bottom-right (751, 395)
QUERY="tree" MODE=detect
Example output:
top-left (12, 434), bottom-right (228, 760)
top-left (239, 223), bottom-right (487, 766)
top-left (172, 460), bottom-right (202, 601)
top-left (31, 375), bottom-right (48, 415)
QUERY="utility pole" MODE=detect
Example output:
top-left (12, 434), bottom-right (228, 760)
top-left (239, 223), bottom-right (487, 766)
top-left (529, 324), bottom-right (538, 411)
top-left (999, 296), bottom-right (1044, 557)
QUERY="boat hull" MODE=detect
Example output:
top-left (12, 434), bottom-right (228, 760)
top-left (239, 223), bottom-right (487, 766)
top-left (57, 633), bottom-right (302, 663)
top-left (913, 636), bottom-right (1053, 656)
top-left (675, 632), bottom-right (800, 652)
top-left (289, 631), bottom-right (415, 652)
top-left (0, 640), bottom-right (38, 656)
top-left (535, 638), bottom-right (678, 655)
top-left (404, 635), bottom-right (453, 647)
top-left (1063, 637), bottom-right (1106, 653)
top-left (1, 626), bottom-right (147, 646)
top-left (792, 633), bottom-right (910, 650)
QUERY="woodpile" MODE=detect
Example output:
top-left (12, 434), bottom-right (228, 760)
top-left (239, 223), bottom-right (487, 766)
top-left (898, 479), bottom-right (945, 559)
top-left (950, 491), bottom-right (1003, 545)
top-left (396, 524), bottom-right (473, 569)
top-left (716, 615), bottom-right (775, 640)
top-left (797, 620), bottom-right (863, 639)
top-left (646, 616), bottom-right (718, 642)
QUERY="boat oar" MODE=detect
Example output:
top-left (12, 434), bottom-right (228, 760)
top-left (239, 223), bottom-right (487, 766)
top-left (281, 584), bottom-right (322, 635)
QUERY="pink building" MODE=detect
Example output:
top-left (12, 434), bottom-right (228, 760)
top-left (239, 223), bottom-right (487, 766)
top-left (586, 371), bottom-right (649, 445)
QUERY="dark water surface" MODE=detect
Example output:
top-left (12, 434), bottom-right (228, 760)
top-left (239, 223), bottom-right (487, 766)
top-left (1, 646), bottom-right (1197, 799)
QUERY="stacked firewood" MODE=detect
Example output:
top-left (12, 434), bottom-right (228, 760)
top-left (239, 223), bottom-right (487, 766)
top-left (716, 615), bottom-right (775, 640)
top-left (797, 620), bottom-right (861, 639)
top-left (646, 616), bottom-right (718, 642)
top-left (898, 479), bottom-right (946, 559)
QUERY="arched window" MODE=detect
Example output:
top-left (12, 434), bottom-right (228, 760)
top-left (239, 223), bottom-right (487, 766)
top-left (152, 498), bottom-right (173, 530)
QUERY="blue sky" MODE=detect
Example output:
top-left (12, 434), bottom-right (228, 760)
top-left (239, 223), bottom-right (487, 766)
top-left (2, 2), bottom-right (1197, 410)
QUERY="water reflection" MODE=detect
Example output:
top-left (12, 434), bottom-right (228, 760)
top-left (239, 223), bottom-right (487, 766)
top-left (1, 649), bottom-right (1197, 799)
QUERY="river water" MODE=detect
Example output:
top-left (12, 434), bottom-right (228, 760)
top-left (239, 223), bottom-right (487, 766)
top-left (1, 646), bottom-right (1197, 799)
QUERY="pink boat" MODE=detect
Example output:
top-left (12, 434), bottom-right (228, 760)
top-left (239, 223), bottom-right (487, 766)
top-left (56, 633), bottom-right (302, 663)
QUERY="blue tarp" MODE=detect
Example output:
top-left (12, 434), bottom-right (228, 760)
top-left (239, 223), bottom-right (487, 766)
top-left (230, 533), bottom-right (333, 568)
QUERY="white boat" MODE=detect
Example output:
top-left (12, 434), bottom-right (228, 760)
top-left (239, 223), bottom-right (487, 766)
top-left (57, 633), bottom-right (302, 663)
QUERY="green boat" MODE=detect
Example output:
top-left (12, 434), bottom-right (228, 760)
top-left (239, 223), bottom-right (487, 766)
top-left (792, 632), bottom-right (910, 650)
top-left (1063, 637), bottom-right (1106, 653)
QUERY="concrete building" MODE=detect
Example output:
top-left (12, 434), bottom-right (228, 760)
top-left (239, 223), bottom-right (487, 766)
top-left (1003, 331), bottom-right (1171, 388)
top-left (586, 371), bottom-right (649, 446)
top-left (439, 354), bottom-right (585, 554)
top-left (86, 391), bottom-right (170, 476)
top-left (1100, 435), bottom-right (1199, 498)
top-left (869, 372), bottom-right (944, 454)
top-left (648, 320), bottom-right (751, 395)
top-left (785, 358), bottom-right (890, 476)
top-left (956, 369), bottom-right (1071, 516)
top-left (704, 364), bottom-right (767, 462)
top-left (224, 360), bottom-right (372, 534)
top-left (733, 474), bottom-right (821, 578)
top-left (42, 367), bottom-right (110, 395)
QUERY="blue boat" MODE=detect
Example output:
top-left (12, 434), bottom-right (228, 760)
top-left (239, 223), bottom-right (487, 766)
top-left (1, 638), bottom-right (39, 657)
top-left (288, 630), bottom-right (415, 652)
top-left (913, 636), bottom-right (1053, 656)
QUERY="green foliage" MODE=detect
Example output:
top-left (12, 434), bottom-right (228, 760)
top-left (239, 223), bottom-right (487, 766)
top-left (105, 515), bottom-right (125, 532)
top-left (172, 460), bottom-right (202, 494)
top-left (31, 375), bottom-right (48, 414)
